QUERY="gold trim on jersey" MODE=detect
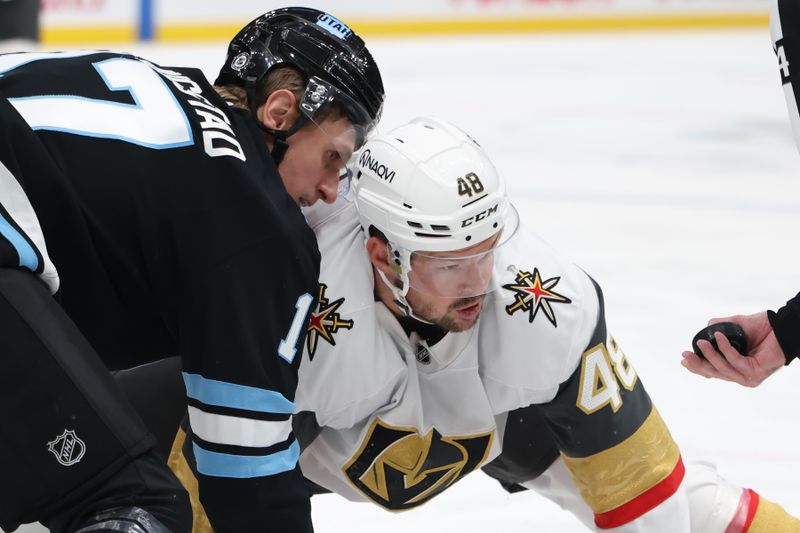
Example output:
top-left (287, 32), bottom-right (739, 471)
top-left (560, 407), bottom-right (680, 514)
top-left (167, 428), bottom-right (213, 533)
top-left (343, 418), bottom-right (494, 510)
top-left (749, 496), bottom-right (800, 532)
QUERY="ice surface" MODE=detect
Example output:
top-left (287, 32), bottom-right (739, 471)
top-left (7, 28), bottom-right (799, 532)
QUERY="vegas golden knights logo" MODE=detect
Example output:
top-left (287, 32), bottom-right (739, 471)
top-left (503, 267), bottom-right (571, 327)
top-left (306, 283), bottom-right (353, 360)
top-left (343, 419), bottom-right (494, 510)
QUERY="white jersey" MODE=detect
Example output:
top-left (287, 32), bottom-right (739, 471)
top-left (296, 196), bottom-right (686, 528)
top-left (169, 195), bottom-right (800, 533)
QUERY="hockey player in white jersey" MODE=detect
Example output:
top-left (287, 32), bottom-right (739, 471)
top-left (170, 116), bottom-right (800, 531)
top-left (290, 117), bottom-right (800, 532)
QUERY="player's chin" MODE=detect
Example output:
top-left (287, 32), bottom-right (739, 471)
top-left (442, 315), bottom-right (479, 333)
top-left (443, 301), bottom-right (483, 332)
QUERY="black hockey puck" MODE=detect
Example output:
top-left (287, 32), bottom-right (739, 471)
top-left (691, 322), bottom-right (748, 359)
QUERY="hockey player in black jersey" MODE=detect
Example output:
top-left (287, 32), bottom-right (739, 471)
top-left (681, 0), bottom-right (800, 387)
top-left (0, 7), bottom-right (383, 533)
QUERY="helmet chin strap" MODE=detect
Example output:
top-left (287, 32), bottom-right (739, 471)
top-left (377, 244), bottom-right (435, 325)
top-left (246, 79), bottom-right (309, 166)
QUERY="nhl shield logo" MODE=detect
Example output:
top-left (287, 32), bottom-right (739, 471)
top-left (47, 429), bottom-right (86, 466)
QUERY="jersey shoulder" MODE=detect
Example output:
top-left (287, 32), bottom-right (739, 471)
top-left (0, 51), bottom-right (260, 171)
top-left (296, 197), bottom-right (406, 429)
top-left (478, 225), bottom-right (601, 412)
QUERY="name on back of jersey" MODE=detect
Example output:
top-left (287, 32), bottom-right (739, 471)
top-left (149, 62), bottom-right (247, 161)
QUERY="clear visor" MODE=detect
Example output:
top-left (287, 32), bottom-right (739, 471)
top-left (403, 205), bottom-right (521, 299)
top-left (300, 77), bottom-right (377, 196)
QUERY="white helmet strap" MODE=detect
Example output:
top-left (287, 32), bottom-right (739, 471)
top-left (377, 243), bottom-right (435, 325)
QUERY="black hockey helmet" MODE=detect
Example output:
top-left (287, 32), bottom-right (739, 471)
top-left (216, 7), bottom-right (384, 163)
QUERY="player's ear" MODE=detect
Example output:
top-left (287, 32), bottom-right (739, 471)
top-left (257, 89), bottom-right (300, 131)
top-left (365, 236), bottom-right (396, 279)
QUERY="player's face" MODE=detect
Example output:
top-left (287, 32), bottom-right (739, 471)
top-left (404, 234), bottom-right (499, 332)
top-left (278, 116), bottom-right (356, 207)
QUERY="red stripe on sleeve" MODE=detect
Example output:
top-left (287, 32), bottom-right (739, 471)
top-left (724, 489), bottom-right (760, 533)
top-left (594, 456), bottom-right (685, 529)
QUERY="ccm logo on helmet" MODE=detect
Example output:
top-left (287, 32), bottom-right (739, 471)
top-left (359, 149), bottom-right (396, 183)
top-left (461, 204), bottom-right (498, 228)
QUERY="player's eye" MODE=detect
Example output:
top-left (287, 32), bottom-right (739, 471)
top-left (437, 263), bottom-right (461, 273)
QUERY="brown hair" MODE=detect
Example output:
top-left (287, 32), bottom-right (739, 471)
top-left (213, 66), bottom-right (306, 111)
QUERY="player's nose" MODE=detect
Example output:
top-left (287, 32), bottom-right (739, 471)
top-left (318, 171), bottom-right (339, 204)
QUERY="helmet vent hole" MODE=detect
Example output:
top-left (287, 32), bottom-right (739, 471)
top-left (431, 225), bottom-right (450, 232)
top-left (403, 203), bottom-right (413, 209)
top-left (493, 222), bottom-right (498, 228)
top-left (396, 138), bottom-right (405, 143)
top-left (407, 221), bottom-right (423, 228)
top-left (465, 236), bottom-right (472, 242)
top-left (423, 124), bottom-right (435, 130)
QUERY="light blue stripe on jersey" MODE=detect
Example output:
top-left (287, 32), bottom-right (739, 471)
top-left (182, 372), bottom-right (295, 414)
top-left (0, 213), bottom-right (38, 271)
top-left (193, 439), bottom-right (300, 479)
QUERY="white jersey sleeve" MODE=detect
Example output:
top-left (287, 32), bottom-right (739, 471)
top-left (296, 197), bottom-right (405, 430)
top-left (477, 229), bottom-right (600, 414)
top-left (477, 227), bottom-right (688, 530)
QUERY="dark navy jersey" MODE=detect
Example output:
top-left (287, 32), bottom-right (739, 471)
top-left (0, 51), bottom-right (318, 531)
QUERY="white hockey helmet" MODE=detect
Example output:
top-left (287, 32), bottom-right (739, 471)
top-left (353, 116), bottom-right (518, 310)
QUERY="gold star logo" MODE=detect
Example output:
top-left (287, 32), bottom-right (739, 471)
top-left (502, 267), bottom-right (572, 326)
top-left (306, 283), bottom-right (353, 360)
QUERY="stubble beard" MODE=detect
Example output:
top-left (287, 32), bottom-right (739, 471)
top-left (411, 295), bottom-right (485, 333)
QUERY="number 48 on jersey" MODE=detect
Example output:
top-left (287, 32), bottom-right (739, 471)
top-left (577, 336), bottom-right (638, 415)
